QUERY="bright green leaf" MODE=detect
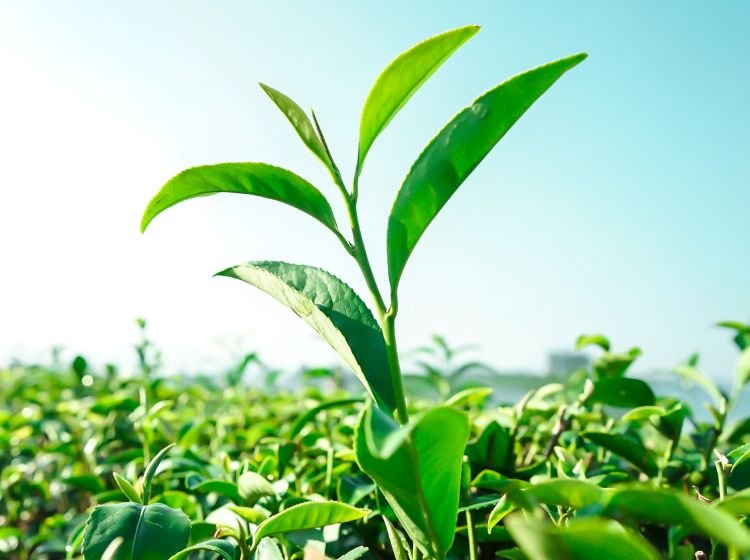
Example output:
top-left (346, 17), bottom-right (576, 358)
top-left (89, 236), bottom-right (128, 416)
top-left (575, 334), bottom-right (611, 352)
top-left (112, 473), bottom-right (141, 504)
top-left (260, 83), bottom-right (335, 175)
top-left (217, 261), bottom-right (395, 411)
top-left (141, 163), bottom-right (338, 234)
top-left (238, 471), bottom-right (275, 505)
top-left (505, 515), bottom-right (661, 560)
top-left (167, 540), bottom-right (236, 560)
top-left (387, 53), bottom-right (586, 290)
top-left (252, 501), bottom-right (368, 547)
top-left (357, 25), bottom-right (479, 177)
top-left (355, 404), bottom-right (469, 559)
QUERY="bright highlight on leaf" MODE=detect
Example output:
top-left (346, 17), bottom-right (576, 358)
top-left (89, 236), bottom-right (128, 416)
top-left (357, 24), bottom-right (480, 177)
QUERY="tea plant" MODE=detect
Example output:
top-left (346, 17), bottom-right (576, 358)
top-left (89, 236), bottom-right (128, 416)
top-left (5, 23), bottom-right (750, 560)
top-left (136, 24), bottom-right (585, 559)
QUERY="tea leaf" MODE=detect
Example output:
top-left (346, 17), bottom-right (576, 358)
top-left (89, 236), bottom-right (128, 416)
top-left (387, 53), bottom-right (586, 290)
top-left (252, 501), bottom-right (368, 546)
top-left (587, 378), bottom-right (655, 408)
top-left (112, 473), bottom-right (141, 504)
top-left (355, 404), bottom-right (469, 559)
top-left (141, 163), bottom-right (338, 234)
top-left (82, 502), bottom-right (190, 560)
top-left (357, 25), bottom-right (479, 176)
top-left (260, 83), bottom-right (335, 175)
top-left (217, 261), bottom-right (395, 412)
top-left (505, 515), bottom-right (661, 560)
top-left (583, 432), bottom-right (658, 476)
top-left (167, 540), bottom-right (236, 560)
top-left (238, 471), bottom-right (275, 505)
top-left (604, 488), bottom-right (750, 551)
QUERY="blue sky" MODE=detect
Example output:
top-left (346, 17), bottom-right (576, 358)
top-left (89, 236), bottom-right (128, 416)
top-left (1, 2), bottom-right (747, 380)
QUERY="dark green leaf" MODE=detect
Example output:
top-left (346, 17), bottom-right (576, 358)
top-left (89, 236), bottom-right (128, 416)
top-left (588, 378), bottom-right (655, 408)
top-left (252, 501), bottom-right (368, 547)
top-left (82, 502), bottom-right (190, 560)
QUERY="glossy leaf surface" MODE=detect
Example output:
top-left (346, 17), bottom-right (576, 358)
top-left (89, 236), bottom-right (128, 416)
top-left (252, 501), bottom-right (368, 545)
top-left (82, 502), bottom-right (190, 560)
top-left (355, 404), bottom-right (469, 558)
top-left (357, 25), bottom-right (479, 176)
top-left (217, 261), bottom-right (395, 411)
top-left (141, 163), bottom-right (338, 234)
top-left (387, 53), bottom-right (586, 290)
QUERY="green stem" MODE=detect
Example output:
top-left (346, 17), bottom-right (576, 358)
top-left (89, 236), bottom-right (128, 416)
top-left (466, 510), bottom-right (477, 560)
top-left (313, 114), bottom-right (408, 424)
top-left (383, 308), bottom-right (409, 425)
top-left (412, 541), bottom-right (421, 560)
top-left (715, 460), bottom-right (727, 500)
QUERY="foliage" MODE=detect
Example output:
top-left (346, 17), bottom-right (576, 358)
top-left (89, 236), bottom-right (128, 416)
top-left (6, 23), bottom-right (750, 560)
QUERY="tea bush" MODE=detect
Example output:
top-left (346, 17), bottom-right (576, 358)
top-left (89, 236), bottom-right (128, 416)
top-left (4, 24), bottom-right (750, 560)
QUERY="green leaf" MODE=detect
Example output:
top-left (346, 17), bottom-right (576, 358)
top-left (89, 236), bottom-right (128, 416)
top-left (604, 488), bottom-right (750, 551)
top-left (357, 25), bottom-right (479, 176)
top-left (505, 515), bottom-right (661, 560)
top-left (112, 473), bottom-right (141, 504)
top-left (140, 163), bottom-right (338, 234)
top-left (445, 387), bottom-right (493, 407)
top-left (82, 502), bottom-right (190, 560)
top-left (592, 348), bottom-right (642, 379)
top-left (260, 83), bottom-right (335, 175)
top-left (190, 480), bottom-right (242, 503)
top-left (217, 261), bottom-right (395, 411)
top-left (583, 432), bottom-right (658, 476)
top-left (142, 443), bottom-right (174, 503)
top-left (167, 540), bottom-right (236, 560)
top-left (587, 378), bottom-right (655, 408)
top-left (237, 471), bottom-right (275, 505)
top-left (337, 546), bottom-right (369, 560)
top-left (251, 501), bottom-right (368, 547)
top-left (575, 334), bottom-right (611, 352)
top-left (487, 496), bottom-right (516, 532)
top-left (355, 403), bottom-right (470, 559)
top-left (466, 421), bottom-right (511, 471)
top-left (386, 53), bottom-right (586, 290)
top-left (524, 479), bottom-right (607, 510)
top-left (383, 517), bottom-right (409, 560)
top-left (64, 474), bottom-right (105, 494)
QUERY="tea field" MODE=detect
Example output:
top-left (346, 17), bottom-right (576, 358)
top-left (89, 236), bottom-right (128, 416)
top-left (3, 323), bottom-right (750, 560)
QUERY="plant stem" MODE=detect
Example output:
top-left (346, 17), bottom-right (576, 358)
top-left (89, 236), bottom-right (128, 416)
top-left (382, 309), bottom-right (409, 424)
top-left (314, 114), bottom-right (409, 424)
top-left (715, 459), bottom-right (727, 500)
top-left (465, 510), bottom-right (477, 560)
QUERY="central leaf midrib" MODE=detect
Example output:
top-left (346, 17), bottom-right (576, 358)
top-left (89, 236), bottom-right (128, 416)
top-left (404, 430), bottom-right (442, 558)
top-left (131, 503), bottom-right (149, 558)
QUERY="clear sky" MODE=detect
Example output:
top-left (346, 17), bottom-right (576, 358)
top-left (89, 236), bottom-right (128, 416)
top-left (1, 1), bottom-right (748, 381)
